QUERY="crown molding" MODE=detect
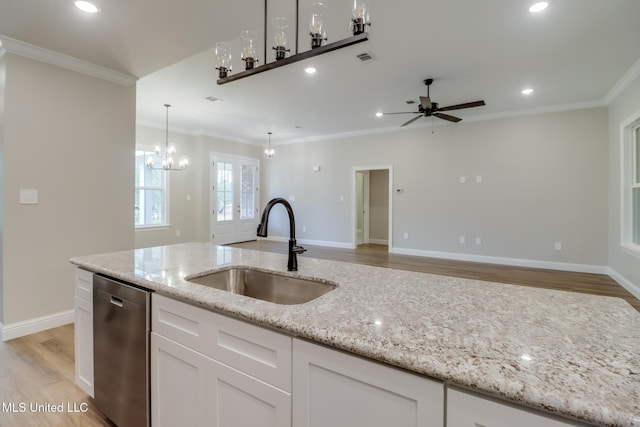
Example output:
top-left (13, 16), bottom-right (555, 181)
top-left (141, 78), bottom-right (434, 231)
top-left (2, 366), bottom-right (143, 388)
top-left (0, 35), bottom-right (137, 87)
top-left (605, 56), bottom-right (640, 105)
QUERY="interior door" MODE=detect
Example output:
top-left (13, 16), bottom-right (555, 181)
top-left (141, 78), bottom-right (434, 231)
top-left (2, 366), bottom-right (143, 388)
top-left (355, 171), bottom-right (370, 246)
top-left (211, 155), bottom-right (260, 245)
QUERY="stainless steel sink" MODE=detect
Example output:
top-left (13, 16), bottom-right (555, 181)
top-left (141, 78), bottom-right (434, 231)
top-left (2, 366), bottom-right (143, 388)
top-left (187, 268), bottom-right (336, 304)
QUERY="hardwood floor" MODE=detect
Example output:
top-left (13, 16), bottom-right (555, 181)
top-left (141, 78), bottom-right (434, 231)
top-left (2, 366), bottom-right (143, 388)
top-left (230, 240), bottom-right (640, 311)
top-left (0, 324), bottom-right (113, 427)
top-left (0, 241), bottom-right (636, 426)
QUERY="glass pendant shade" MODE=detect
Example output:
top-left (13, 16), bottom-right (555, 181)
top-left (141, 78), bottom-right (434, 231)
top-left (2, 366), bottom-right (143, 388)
top-left (351, 0), bottom-right (370, 35)
top-left (272, 17), bottom-right (290, 60)
top-left (265, 132), bottom-right (275, 158)
top-left (215, 42), bottom-right (232, 78)
top-left (241, 31), bottom-right (258, 70)
top-left (309, 3), bottom-right (327, 49)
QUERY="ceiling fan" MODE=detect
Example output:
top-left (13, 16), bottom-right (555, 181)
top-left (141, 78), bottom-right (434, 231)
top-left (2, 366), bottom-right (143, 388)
top-left (382, 79), bottom-right (486, 127)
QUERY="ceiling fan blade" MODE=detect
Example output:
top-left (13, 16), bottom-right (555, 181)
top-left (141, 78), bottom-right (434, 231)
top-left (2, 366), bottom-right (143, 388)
top-left (419, 96), bottom-right (432, 110)
top-left (437, 100), bottom-right (485, 112)
top-left (382, 112), bottom-right (420, 115)
top-left (433, 112), bottom-right (462, 123)
top-left (400, 115), bottom-right (424, 127)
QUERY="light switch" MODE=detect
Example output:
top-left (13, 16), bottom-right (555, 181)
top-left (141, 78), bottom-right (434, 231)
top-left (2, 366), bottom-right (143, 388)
top-left (476, 175), bottom-right (482, 183)
top-left (20, 189), bottom-right (38, 205)
top-left (459, 176), bottom-right (466, 184)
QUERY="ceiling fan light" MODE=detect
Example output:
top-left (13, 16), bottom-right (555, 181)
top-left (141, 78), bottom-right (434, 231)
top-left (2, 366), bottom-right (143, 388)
top-left (529, 2), bottom-right (548, 13)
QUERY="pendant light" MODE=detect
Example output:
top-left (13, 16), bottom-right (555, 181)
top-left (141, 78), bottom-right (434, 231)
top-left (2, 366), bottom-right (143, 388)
top-left (265, 132), bottom-right (275, 158)
top-left (146, 104), bottom-right (189, 171)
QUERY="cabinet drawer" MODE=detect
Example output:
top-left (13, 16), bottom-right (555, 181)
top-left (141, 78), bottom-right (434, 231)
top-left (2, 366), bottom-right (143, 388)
top-left (152, 293), bottom-right (292, 392)
top-left (74, 268), bottom-right (93, 301)
top-left (447, 387), bottom-right (588, 427)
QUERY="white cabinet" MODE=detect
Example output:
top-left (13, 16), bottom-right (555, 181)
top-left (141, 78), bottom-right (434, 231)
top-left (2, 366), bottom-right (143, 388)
top-left (74, 268), bottom-right (94, 397)
top-left (292, 338), bottom-right (444, 427)
top-left (447, 387), bottom-right (589, 427)
top-left (150, 294), bottom-right (292, 427)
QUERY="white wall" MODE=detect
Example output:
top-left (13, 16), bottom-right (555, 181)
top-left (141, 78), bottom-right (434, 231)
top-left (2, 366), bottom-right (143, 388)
top-left (608, 73), bottom-right (640, 295)
top-left (0, 53), bottom-right (135, 328)
top-left (134, 126), bottom-right (263, 248)
top-left (261, 107), bottom-right (609, 270)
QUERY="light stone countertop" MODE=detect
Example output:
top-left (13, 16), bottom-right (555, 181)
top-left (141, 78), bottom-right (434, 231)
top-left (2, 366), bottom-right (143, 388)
top-left (70, 242), bottom-right (640, 427)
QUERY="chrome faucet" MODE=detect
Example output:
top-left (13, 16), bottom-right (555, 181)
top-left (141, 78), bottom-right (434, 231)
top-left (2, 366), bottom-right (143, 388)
top-left (256, 198), bottom-right (307, 271)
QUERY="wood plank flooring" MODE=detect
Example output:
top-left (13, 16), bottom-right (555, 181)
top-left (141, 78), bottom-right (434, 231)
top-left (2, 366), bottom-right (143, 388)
top-left (0, 241), bottom-right (636, 426)
top-left (0, 324), bottom-right (114, 427)
top-left (230, 240), bottom-right (640, 311)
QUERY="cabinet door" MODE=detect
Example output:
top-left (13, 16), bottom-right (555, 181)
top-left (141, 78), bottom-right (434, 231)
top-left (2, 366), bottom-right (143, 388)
top-left (293, 338), bottom-right (444, 427)
top-left (447, 388), bottom-right (588, 427)
top-left (74, 296), bottom-right (93, 397)
top-left (151, 332), bottom-right (209, 427)
top-left (209, 359), bottom-right (291, 427)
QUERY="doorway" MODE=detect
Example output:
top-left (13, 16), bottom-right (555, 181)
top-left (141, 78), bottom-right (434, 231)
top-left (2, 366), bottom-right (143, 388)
top-left (353, 166), bottom-right (393, 251)
top-left (210, 153), bottom-right (260, 245)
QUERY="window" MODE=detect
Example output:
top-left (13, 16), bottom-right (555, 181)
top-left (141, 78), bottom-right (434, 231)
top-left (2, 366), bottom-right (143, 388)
top-left (621, 116), bottom-right (640, 257)
top-left (135, 149), bottom-right (168, 227)
top-left (633, 124), bottom-right (640, 244)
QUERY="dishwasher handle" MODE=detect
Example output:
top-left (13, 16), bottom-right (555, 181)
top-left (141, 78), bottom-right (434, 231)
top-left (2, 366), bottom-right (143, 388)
top-left (110, 296), bottom-right (124, 308)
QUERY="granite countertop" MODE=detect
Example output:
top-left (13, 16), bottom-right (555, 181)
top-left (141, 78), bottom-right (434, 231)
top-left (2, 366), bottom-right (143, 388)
top-left (70, 242), bottom-right (640, 427)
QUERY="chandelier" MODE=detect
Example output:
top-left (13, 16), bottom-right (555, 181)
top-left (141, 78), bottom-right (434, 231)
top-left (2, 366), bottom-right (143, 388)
top-left (146, 104), bottom-right (189, 171)
top-left (215, 0), bottom-right (370, 84)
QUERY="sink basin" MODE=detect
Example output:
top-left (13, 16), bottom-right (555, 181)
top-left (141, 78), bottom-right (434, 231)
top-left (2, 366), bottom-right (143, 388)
top-left (186, 268), bottom-right (336, 305)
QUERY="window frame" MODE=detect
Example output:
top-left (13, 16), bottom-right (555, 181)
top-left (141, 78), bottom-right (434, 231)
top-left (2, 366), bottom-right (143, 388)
top-left (135, 147), bottom-right (170, 229)
top-left (620, 113), bottom-right (640, 258)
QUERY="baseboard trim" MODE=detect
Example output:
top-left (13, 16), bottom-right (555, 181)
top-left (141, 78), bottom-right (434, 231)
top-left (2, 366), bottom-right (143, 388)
top-left (390, 247), bottom-right (609, 275)
top-left (1, 309), bottom-right (75, 342)
top-left (259, 236), bottom-right (353, 249)
top-left (607, 268), bottom-right (640, 300)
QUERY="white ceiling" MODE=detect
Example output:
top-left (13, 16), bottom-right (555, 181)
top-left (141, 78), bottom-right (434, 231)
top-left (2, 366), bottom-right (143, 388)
top-left (2, 0), bottom-right (640, 145)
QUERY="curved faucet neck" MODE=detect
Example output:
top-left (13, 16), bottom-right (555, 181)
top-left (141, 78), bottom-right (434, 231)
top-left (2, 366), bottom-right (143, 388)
top-left (257, 197), bottom-right (296, 238)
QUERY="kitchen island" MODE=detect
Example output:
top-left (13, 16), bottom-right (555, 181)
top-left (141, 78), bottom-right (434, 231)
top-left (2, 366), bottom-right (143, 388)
top-left (71, 242), bottom-right (640, 427)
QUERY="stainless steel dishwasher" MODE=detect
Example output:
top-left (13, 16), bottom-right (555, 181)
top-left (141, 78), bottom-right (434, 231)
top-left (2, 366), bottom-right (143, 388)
top-left (93, 274), bottom-right (150, 427)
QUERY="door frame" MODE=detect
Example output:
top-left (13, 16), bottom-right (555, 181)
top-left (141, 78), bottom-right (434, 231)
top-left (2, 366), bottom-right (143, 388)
top-left (210, 152), bottom-right (260, 244)
top-left (351, 165), bottom-right (393, 252)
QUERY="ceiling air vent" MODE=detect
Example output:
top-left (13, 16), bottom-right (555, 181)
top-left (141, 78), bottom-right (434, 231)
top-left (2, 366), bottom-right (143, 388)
top-left (356, 52), bottom-right (373, 61)
top-left (206, 96), bottom-right (222, 103)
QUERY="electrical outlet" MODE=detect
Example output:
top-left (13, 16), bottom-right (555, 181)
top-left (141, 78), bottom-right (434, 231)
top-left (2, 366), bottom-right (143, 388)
top-left (302, 226), bottom-right (307, 233)
top-left (403, 232), bottom-right (409, 239)
top-left (459, 176), bottom-right (466, 184)
top-left (476, 175), bottom-right (483, 183)
top-left (459, 236), bottom-right (466, 244)
top-left (554, 242), bottom-right (562, 251)
top-left (176, 230), bottom-right (181, 237)
top-left (475, 237), bottom-right (482, 245)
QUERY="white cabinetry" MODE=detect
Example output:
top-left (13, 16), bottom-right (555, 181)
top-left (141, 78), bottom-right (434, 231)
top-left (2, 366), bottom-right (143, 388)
top-left (151, 294), bottom-right (291, 427)
top-left (447, 387), bottom-right (588, 427)
top-left (292, 338), bottom-right (444, 427)
top-left (74, 268), bottom-right (94, 397)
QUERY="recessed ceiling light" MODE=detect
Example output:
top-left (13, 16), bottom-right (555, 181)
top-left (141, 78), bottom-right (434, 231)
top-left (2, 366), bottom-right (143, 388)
top-left (522, 88), bottom-right (534, 95)
top-left (375, 112), bottom-right (383, 117)
top-left (529, 2), bottom-right (548, 13)
top-left (75, 1), bottom-right (100, 13)
top-left (304, 67), bottom-right (317, 74)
